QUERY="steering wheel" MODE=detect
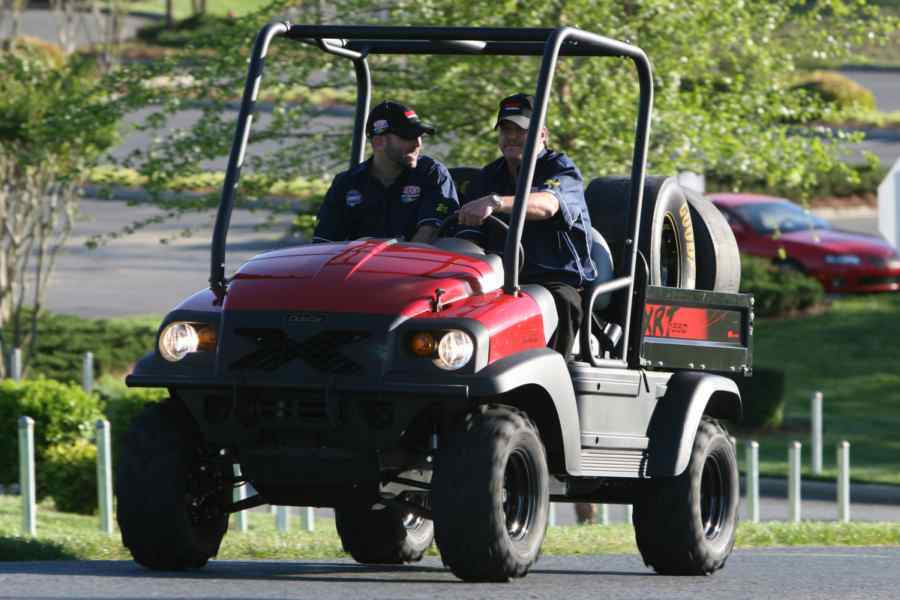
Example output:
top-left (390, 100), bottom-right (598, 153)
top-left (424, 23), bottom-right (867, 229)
top-left (435, 212), bottom-right (526, 273)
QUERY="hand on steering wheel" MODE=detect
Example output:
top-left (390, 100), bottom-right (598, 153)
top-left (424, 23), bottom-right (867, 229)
top-left (434, 212), bottom-right (525, 273)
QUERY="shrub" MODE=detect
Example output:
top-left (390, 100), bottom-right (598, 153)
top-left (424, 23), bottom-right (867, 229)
top-left (740, 256), bottom-right (825, 318)
top-left (726, 367), bottom-right (786, 430)
top-left (0, 379), bottom-right (103, 489)
top-left (2, 311), bottom-right (157, 383)
top-left (43, 439), bottom-right (97, 514)
top-left (790, 71), bottom-right (877, 112)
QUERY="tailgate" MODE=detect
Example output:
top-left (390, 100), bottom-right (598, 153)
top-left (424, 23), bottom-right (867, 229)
top-left (640, 286), bottom-right (753, 375)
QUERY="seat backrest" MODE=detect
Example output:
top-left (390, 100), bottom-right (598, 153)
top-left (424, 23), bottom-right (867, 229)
top-left (590, 227), bottom-right (614, 312)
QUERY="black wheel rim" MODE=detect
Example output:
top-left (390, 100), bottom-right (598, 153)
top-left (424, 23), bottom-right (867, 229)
top-left (700, 452), bottom-right (729, 539)
top-left (503, 448), bottom-right (538, 541)
top-left (660, 214), bottom-right (681, 286)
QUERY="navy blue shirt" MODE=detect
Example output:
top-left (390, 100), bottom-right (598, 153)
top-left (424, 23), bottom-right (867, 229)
top-left (313, 156), bottom-right (459, 242)
top-left (464, 149), bottom-right (596, 287)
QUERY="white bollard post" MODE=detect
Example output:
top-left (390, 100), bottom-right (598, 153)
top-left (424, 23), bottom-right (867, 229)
top-left (548, 502), bottom-right (556, 527)
top-left (746, 441), bottom-right (760, 523)
top-left (811, 391), bottom-right (823, 475)
top-left (276, 506), bottom-right (290, 532)
top-left (233, 465), bottom-right (248, 532)
top-left (96, 419), bottom-right (113, 535)
top-left (624, 504), bottom-right (633, 524)
top-left (11, 348), bottom-right (22, 382)
top-left (598, 503), bottom-right (609, 526)
top-left (83, 352), bottom-right (94, 393)
top-left (302, 506), bottom-right (315, 533)
top-left (788, 441), bottom-right (802, 523)
top-left (837, 441), bottom-right (850, 523)
top-left (18, 416), bottom-right (36, 536)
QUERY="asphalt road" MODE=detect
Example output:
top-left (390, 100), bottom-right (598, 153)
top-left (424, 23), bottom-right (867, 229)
top-left (2, 548), bottom-right (899, 600)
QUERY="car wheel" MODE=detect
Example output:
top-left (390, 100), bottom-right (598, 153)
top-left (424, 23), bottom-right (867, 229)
top-left (632, 417), bottom-right (739, 575)
top-left (684, 189), bottom-right (741, 292)
top-left (587, 176), bottom-right (697, 288)
top-left (432, 405), bottom-right (549, 582)
top-left (115, 400), bottom-right (229, 570)
top-left (335, 500), bottom-right (434, 564)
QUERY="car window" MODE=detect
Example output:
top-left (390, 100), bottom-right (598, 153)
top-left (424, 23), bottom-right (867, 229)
top-left (732, 202), bottom-right (831, 235)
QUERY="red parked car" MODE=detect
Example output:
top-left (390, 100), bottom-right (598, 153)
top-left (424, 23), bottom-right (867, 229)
top-left (709, 193), bottom-right (900, 293)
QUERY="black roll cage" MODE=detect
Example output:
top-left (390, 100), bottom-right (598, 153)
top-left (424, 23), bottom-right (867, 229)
top-left (210, 23), bottom-right (654, 368)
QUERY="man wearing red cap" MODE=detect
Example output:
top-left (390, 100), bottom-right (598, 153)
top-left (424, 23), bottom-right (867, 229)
top-left (314, 101), bottom-right (459, 243)
top-left (458, 93), bottom-right (597, 358)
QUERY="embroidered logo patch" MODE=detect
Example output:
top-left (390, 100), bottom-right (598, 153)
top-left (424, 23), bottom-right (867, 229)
top-left (544, 178), bottom-right (561, 188)
top-left (436, 202), bottom-right (449, 216)
top-left (403, 110), bottom-right (418, 119)
top-left (400, 185), bottom-right (421, 204)
top-left (346, 189), bottom-right (363, 207)
top-left (371, 119), bottom-right (389, 134)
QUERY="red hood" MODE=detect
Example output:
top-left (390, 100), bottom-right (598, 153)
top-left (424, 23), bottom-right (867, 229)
top-left (223, 239), bottom-right (502, 316)
top-left (779, 228), bottom-right (899, 258)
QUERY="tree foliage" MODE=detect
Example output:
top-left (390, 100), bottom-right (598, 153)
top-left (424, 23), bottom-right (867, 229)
top-left (0, 37), bottom-right (119, 374)
top-left (104, 0), bottom-right (896, 240)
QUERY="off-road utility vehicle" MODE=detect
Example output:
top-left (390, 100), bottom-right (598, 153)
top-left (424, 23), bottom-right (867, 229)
top-left (119, 24), bottom-right (752, 582)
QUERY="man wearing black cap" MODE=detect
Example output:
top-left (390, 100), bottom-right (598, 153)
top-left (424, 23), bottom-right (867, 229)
top-left (458, 93), bottom-right (597, 358)
top-left (313, 101), bottom-right (458, 244)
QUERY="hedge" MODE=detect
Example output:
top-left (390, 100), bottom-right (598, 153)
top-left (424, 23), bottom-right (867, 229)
top-left (2, 311), bottom-right (157, 383)
top-left (740, 256), bottom-right (825, 318)
top-left (43, 439), bottom-right (98, 514)
top-left (0, 379), bottom-right (103, 492)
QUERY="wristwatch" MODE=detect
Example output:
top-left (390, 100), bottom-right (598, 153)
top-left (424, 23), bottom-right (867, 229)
top-left (489, 194), bottom-right (503, 212)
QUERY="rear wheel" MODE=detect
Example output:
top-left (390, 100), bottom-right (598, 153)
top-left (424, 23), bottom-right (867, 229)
top-left (432, 405), bottom-right (549, 582)
top-left (115, 400), bottom-right (229, 570)
top-left (335, 499), bottom-right (434, 564)
top-left (633, 417), bottom-right (738, 575)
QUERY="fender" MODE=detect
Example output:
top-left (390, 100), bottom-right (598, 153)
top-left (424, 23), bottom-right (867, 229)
top-left (645, 371), bottom-right (741, 477)
top-left (465, 348), bottom-right (582, 475)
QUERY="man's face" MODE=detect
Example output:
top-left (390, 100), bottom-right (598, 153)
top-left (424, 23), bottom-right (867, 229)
top-left (381, 132), bottom-right (422, 169)
top-left (498, 121), bottom-right (545, 163)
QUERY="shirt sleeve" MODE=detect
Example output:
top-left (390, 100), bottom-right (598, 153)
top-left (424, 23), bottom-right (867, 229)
top-left (312, 174), bottom-right (349, 242)
top-left (532, 156), bottom-right (585, 230)
top-left (416, 161), bottom-right (460, 230)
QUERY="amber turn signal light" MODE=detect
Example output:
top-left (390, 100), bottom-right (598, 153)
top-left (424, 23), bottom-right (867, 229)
top-left (410, 332), bottom-right (436, 357)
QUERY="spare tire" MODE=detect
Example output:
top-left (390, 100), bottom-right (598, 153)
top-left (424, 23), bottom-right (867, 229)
top-left (684, 189), bottom-right (741, 292)
top-left (586, 176), bottom-right (696, 288)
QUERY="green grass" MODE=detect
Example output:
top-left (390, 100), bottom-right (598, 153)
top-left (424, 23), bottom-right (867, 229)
top-left (739, 294), bottom-right (900, 485)
top-left (128, 1), bottom-right (274, 19)
top-left (1, 497), bottom-right (897, 561)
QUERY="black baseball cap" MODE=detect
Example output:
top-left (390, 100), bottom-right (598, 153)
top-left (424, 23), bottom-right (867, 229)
top-left (494, 93), bottom-right (535, 130)
top-left (366, 101), bottom-right (435, 139)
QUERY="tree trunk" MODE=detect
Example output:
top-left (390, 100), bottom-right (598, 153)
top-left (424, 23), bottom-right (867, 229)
top-left (166, 0), bottom-right (174, 28)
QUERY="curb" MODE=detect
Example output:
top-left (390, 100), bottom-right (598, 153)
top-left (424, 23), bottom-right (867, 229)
top-left (748, 477), bottom-right (900, 506)
top-left (810, 205), bottom-right (877, 219)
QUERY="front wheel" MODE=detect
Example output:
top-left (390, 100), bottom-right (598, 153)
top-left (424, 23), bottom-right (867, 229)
top-left (432, 405), bottom-right (549, 582)
top-left (115, 400), bottom-right (229, 570)
top-left (633, 417), bottom-right (739, 575)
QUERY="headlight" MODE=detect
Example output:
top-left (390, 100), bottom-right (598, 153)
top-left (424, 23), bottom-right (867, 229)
top-left (434, 330), bottom-right (474, 371)
top-left (159, 322), bottom-right (216, 362)
top-left (825, 254), bottom-right (861, 266)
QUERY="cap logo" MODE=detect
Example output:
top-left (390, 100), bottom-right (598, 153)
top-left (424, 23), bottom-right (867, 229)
top-left (371, 119), bottom-right (389, 134)
top-left (346, 189), bottom-right (363, 207)
top-left (404, 110), bottom-right (418, 119)
top-left (501, 100), bottom-right (521, 109)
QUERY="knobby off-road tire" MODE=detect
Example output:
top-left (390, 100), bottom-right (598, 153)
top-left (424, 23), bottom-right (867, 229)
top-left (684, 189), bottom-right (741, 292)
top-left (432, 405), bottom-right (549, 582)
top-left (115, 400), bottom-right (229, 570)
top-left (335, 503), bottom-right (434, 564)
top-left (586, 175), bottom-right (696, 289)
top-left (633, 417), bottom-right (739, 575)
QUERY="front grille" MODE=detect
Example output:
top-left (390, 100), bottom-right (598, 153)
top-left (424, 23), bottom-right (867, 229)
top-left (229, 328), bottom-right (371, 374)
top-left (235, 388), bottom-right (327, 426)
